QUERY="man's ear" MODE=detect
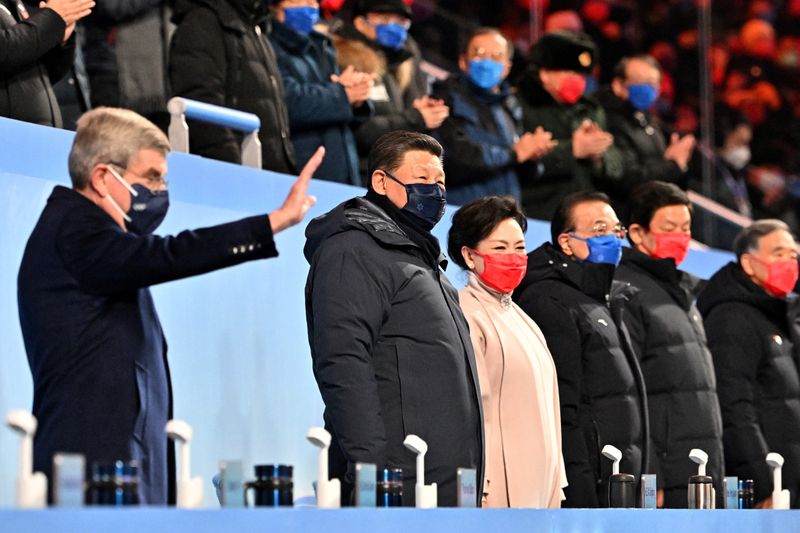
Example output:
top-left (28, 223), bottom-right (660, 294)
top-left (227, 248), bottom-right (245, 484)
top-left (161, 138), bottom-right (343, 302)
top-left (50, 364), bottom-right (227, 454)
top-left (371, 170), bottom-right (387, 194)
top-left (458, 54), bottom-right (468, 73)
top-left (741, 254), bottom-right (756, 277)
top-left (611, 77), bottom-right (627, 99)
top-left (87, 164), bottom-right (111, 198)
top-left (557, 233), bottom-right (573, 256)
top-left (628, 223), bottom-right (646, 246)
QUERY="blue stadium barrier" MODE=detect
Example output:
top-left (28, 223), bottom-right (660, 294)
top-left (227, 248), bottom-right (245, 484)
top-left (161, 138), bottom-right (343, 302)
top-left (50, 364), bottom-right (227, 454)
top-left (0, 117), bottom-right (734, 510)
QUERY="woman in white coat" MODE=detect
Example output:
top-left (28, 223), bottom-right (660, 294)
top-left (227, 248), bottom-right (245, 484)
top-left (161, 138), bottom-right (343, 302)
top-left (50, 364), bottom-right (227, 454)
top-left (448, 196), bottom-right (566, 508)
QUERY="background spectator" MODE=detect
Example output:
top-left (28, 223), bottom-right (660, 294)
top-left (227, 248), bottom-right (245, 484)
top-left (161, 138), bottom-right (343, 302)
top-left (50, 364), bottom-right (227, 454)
top-left (1, 0), bottom-right (94, 127)
top-left (269, 0), bottom-right (373, 185)
top-left (432, 26), bottom-right (555, 205)
top-left (169, 0), bottom-right (297, 174)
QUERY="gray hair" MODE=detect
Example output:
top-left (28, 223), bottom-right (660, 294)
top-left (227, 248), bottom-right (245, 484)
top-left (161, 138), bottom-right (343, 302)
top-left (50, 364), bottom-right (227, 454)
top-left (68, 107), bottom-right (170, 189)
top-left (734, 219), bottom-right (793, 259)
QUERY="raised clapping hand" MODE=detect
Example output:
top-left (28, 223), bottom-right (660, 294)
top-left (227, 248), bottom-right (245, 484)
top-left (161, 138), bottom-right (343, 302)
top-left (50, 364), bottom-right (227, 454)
top-left (331, 65), bottom-right (375, 108)
top-left (39, 0), bottom-right (94, 42)
top-left (572, 119), bottom-right (614, 160)
top-left (412, 96), bottom-right (450, 130)
top-left (664, 132), bottom-right (697, 170)
top-left (268, 146), bottom-right (324, 234)
top-left (514, 126), bottom-right (558, 163)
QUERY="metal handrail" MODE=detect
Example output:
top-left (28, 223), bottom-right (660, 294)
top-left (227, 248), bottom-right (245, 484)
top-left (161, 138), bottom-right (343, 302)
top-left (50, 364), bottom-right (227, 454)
top-left (167, 97), bottom-right (262, 169)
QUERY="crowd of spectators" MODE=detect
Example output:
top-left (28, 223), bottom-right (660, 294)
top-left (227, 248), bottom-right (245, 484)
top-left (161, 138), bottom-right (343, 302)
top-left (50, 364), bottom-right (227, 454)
top-left (6, 0), bottom-right (800, 248)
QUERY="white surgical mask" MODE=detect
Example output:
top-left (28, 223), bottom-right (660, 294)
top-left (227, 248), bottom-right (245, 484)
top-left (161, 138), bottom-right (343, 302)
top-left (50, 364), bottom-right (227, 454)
top-left (721, 146), bottom-right (751, 170)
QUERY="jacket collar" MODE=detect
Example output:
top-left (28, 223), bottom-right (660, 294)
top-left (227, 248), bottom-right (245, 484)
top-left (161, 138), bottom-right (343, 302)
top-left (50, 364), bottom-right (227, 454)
top-left (270, 18), bottom-right (328, 54)
top-left (525, 243), bottom-right (616, 304)
top-left (620, 247), bottom-right (697, 310)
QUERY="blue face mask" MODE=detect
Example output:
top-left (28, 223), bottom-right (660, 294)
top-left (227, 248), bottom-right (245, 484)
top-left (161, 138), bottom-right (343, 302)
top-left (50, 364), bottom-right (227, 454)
top-left (467, 59), bottom-right (505, 90)
top-left (108, 167), bottom-right (170, 235)
top-left (384, 171), bottom-right (446, 230)
top-left (283, 6), bottom-right (320, 35)
top-left (570, 233), bottom-right (623, 266)
top-left (627, 83), bottom-right (659, 111)
top-left (375, 23), bottom-right (408, 50)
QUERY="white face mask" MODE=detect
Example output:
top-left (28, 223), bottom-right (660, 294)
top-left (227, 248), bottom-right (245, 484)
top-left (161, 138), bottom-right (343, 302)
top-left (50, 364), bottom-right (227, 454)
top-left (721, 146), bottom-right (751, 170)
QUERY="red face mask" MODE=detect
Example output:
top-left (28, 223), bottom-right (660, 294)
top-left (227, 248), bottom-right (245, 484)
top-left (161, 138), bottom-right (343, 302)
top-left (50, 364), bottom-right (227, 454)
top-left (649, 231), bottom-right (691, 266)
top-left (557, 74), bottom-right (586, 105)
top-left (321, 0), bottom-right (346, 11)
top-left (751, 257), bottom-right (799, 298)
top-left (470, 250), bottom-right (528, 294)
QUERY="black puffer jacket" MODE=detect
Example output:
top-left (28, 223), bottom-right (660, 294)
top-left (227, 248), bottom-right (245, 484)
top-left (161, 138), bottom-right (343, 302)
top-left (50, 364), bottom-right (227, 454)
top-left (304, 196), bottom-right (483, 507)
top-left (697, 262), bottom-right (800, 508)
top-left (513, 243), bottom-right (648, 508)
top-left (595, 88), bottom-right (686, 219)
top-left (170, 0), bottom-right (296, 173)
top-left (616, 248), bottom-right (724, 508)
top-left (0, 1), bottom-right (74, 127)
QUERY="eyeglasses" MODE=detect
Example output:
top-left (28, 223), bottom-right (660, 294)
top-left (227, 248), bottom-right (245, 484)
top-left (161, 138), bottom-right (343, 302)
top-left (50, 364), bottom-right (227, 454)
top-left (366, 15), bottom-right (411, 29)
top-left (466, 47), bottom-right (508, 62)
top-left (569, 222), bottom-right (627, 239)
top-left (108, 161), bottom-right (168, 190)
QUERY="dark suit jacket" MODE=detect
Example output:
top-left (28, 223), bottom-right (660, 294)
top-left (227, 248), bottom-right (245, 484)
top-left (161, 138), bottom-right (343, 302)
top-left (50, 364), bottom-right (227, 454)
top-left (17, 186), bottom-right (277, 504)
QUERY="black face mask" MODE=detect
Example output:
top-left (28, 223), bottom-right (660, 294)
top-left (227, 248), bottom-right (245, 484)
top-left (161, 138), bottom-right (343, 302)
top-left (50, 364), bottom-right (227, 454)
top-left (383, 171), bottom-right (446, 231)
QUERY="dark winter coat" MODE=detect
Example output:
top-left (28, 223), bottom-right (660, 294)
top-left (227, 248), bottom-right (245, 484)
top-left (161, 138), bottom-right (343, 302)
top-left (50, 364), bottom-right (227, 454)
top-left (515, 73), bottom-right (624, 221)
top-left (170, 0), bottom-right (296, 173)
top-left (513, 243), bottom-right (648, 508)
top-left (304, 196), bottom-right (483, 506)
top-left (616, 248), bottom-right (724, 508)
top-left (595, 88), bottom-right (686, 218)
top-left (269, 21), bottom-right (366, 185)
top-left (0, 1), bottom-right (74, 127)
top-left (17, 186), bottom-right (278, 504)
top-left (697, 262), bottom-right (800, 507)
top-left (431, 74), bottom-right (526, 206)
top-left (332, 22), bottom-right (428, 176)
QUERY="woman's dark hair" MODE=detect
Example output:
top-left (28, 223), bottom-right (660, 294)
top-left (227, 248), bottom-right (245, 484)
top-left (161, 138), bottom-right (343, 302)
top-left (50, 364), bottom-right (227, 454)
top-left (447, 196), bottom-right (528, 270)
top-left (367, 131), bottom-right (443, 184)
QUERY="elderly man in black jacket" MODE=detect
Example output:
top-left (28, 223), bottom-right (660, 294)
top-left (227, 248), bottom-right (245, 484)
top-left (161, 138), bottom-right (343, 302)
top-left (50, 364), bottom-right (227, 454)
top-left (596, 56), bottom-right (695, 219)
top-left (1, 0), bottom-right (93, 127)
top-left (304, 131), bottom-right (483, 506)
top-left (698, 219), bottom-right (800, 508)
top-left (616, 181), bottom-right (724, 508)
top-left (18, 107), bottom-right (321, 504)
top-left (169, 0), bottom-right (296, 173)
top-left (513, 191), bottom-right (648, 508)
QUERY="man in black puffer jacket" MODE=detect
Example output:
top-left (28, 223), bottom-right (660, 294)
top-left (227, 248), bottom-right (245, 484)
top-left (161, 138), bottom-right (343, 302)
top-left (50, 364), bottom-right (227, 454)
top-left (304, 131), bottom-right (482, 507)
top-left (169, 0), bottom-right (296, 173)
top-left (698, 219), bottom-right (800, 509)
top-left (514, 191), bottom-right (648, 508)
top-left (616, 181), bottom-right (724, 508)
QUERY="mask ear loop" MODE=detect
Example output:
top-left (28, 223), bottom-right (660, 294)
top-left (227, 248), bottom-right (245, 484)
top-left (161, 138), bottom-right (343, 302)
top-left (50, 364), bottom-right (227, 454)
top-left (106, 166), bottom-right (138, 223)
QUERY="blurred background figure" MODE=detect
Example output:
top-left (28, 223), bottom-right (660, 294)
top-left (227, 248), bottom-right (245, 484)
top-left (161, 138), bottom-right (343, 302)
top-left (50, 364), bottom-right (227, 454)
top-left (432, 26), bottom-right (555, 205)
top-left (515, 31), bottom-right (622, 221)
top-left (169, 0), bottom-right (297, 173)
top-left (269, 0), bottom-right (374, 185)
top-left (1, 0), bottom-right (94, 127)
top-left (81, 0), bottom-right (172, 130)
top-left (596, 54), bottom-right (695, 220)
top-left (331, 0), bottom-right (445, 177)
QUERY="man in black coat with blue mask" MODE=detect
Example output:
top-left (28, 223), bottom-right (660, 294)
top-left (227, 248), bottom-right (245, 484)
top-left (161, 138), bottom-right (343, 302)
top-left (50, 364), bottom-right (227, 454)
top-left (513, 191), bottom-right (648, 508)
top-left (17, 107), bottom-right (323, 504)
top-left (304, 130), bottom-right (483, 506)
